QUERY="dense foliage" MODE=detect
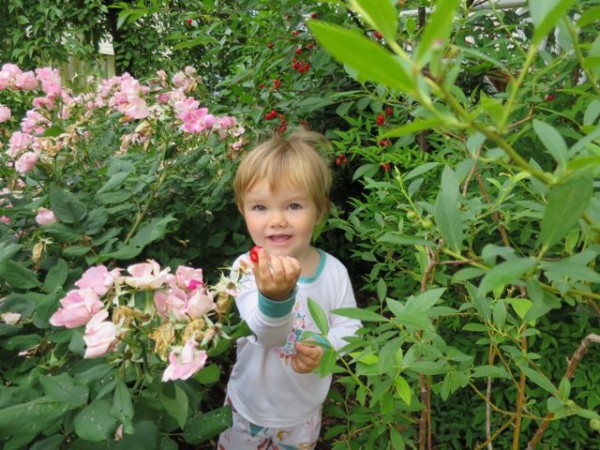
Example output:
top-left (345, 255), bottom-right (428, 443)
top-left (1, 1), bottom-right (599, 449)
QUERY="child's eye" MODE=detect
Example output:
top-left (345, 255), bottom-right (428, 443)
top-left (288, 203), bottom-right (302, 210)
top-left (251, 204), bottom-right (266, 211)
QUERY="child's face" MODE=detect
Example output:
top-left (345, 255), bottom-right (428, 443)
top-left (241, 179), bottom-right (319, 265)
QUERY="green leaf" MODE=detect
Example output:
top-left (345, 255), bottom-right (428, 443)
top-left (405, 288), bottom-right (445, 314)
top-left (352, 163), bottom-right (379, 181)
top-left (378, 232), bottom-right (434, 247)
top-left (0, 240), bottom-right (22, 264)
top-left (493, 301), bottom-right (506, 329)
top-left (540, 173), bottom-right (593, 251)
top-left (111, 379), bottom-right (134, 432)
top-left (159, 384), bottom-right (189, 430)
top-left (380, 118), bottom-right (443, 139)
top-left (97, 172), bottom-right (130, 193)
top-left (517, 363), bottom-right (557, 395)
top-left (533, 120), bottom-right (568, 166)
top-left (529, 0), bottom-right (578, 47)
top-left (194, 364), bottom-right (221, 384)
top-left (183, 405), bottom-right (232, 444)
top-left (434, 166), bottom-right (464, 252)
top-left (394, 375), bottom-right (412, 405)
top-left (0, 397), bottom-right (73, 439)
top-left (349, 0), bottom-right (397, 42)
top-left (42, 259), bottom-right (68, 293)
top-left (307, 297), bottom-right (330, 334)
top-left (109, 215), bottom-right (177, 260)
top-left (39, 373), bottom-right (88, 407)
top-left (0, 260), bottom-right (40, 289)
top-left (308, 21), bottom-right (416, 94)
top-left (332, 307), bottom-right (386, 322)
top-left (41, 223), bottom-right (82, 243)
top-left (524, 280), bottom-right (561, 322)
top-left (414, 0), bottom-right (462, 66)
top-left (49, 186), bottom-right (87, 224)
top-left (577, 5), bottom-right (600, 27)
top-left (73, 399), bottom-right (118, 442)
top-left (471, 365), bottom-right (510, 379)
top-left (478, 257), bottom-right (536, 296)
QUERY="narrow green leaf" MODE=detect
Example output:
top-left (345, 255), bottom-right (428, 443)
top-left (433, 166), bottom-right (464, 252)
top-left (350, 0), bottom-right (397, 42)
top-left (405, 288), bottom-right (445, 314)
top-left (577, 5), bottom-right (600, 27)
top-left (415, 0), bottom-right (462, 66)
top-left (529, 0), bottom-right (578, 46)
top-left (524, 280), bottom-right (561, 322)
top-left (332, 307), bottom-right (386, 323)
top-left (308, 21), bottom-right (416, 94)
top-left (378, 232), bottom-right (434, 247)
top-left (540, 173), bottom-right (593, 250)
top-left (492, 301), bottom-right (507, 329)
top-left (533, 120), bottom-right (568, 166)
top-left (308, 297), bottom-right (330, 334)
top-left (394, 375), bottom-right (412, 405)
top-left (517, 363), bottom-right (557, 395)
top-left (471, 365), bottom-right (510, 379)
top-left (478, 258), bottom-right (536, 296)
top-left (380, 118), bottom-right (442, 139)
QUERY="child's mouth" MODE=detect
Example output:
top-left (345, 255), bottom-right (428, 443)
top-left (268, 234), bottom-right (291, 242)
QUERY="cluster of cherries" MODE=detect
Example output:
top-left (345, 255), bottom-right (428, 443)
top-left (263, 109), bottom-right (287, 133)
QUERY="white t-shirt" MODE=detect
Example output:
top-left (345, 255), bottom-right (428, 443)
top-left (226, 249), bottom-right (361, 428)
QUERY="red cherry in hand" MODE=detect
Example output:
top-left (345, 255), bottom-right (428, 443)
top-left (249, 245), bottom-right (262, 263)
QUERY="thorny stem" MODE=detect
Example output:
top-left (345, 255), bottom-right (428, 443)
top-left (527, 334), bottom-right (600, 449)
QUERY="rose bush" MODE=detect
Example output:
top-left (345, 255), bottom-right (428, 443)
top-left (0, 63), bottom-right (250, 449)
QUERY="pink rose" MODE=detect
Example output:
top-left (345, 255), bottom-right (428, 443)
top-left (162, 339), bottom-right (207, 381)
top-left (14, 151), bottom-right (39, 174)
top-left (7, 131), bottom-right (33, 157)
top-left (123, 259), bottom-right (170, 289)
top-left (50, 289), bottom-right (104, 328)
top-left (75, 265), bottom-right (120, 296)
top-left (35, 67), bottom-right (62, 97)
top-left (124, 97), bottom-right (149, 119)
top-left (154, 287), bottom-right (189, 321)
top-left (0, 105), bottom-right (11, 123)
top-left (180, 108), bottom-right (215, 134)
top-left (186, 289), bottom-right (215, 319)
top-left (174, 265), bottom-right (203, 290)
top-left (15, 71), bottom-right (38, 90)
top-left (1, 215), bottom-right (10, 224)
top-left (35, 207), bottom-right (58, 225)
top-left (83, 309), bottom-right (118, 358)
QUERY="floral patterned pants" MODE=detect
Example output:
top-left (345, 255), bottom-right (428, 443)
top-left (217, 397), bottom-right (321, 450)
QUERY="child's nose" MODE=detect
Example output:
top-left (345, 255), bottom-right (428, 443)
top-left (268, 210), bottom-right (287, 227)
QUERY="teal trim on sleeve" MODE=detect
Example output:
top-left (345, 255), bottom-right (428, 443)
top-left (258, 288), bottom-right (297, 318)
top-left (299, 249), bottom-right (327, 284)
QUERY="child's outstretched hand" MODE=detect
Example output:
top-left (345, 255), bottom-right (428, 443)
top-left (251, 247), bottom-right (301, 301)
top-left (292, 341), bottom-right (325, 374)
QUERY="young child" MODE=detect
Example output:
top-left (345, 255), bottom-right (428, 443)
top-left (218, 131), bottom-right (361, 450)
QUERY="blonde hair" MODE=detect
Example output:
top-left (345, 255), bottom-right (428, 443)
top-left (234, 131), bottom-right (333, 220)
